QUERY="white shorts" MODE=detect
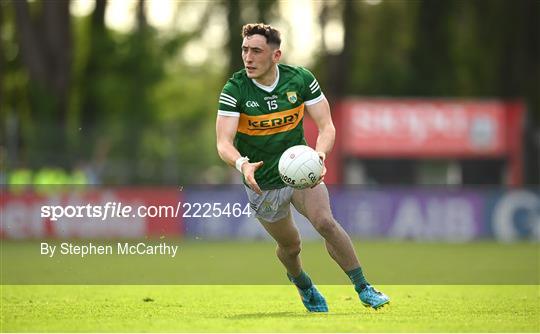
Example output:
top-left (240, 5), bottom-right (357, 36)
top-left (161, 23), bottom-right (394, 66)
top-left (245, 185), bottom-right (294, 223)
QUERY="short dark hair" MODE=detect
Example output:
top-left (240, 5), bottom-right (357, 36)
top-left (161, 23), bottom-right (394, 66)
top-left (242, 23), bottom-right (281, 47)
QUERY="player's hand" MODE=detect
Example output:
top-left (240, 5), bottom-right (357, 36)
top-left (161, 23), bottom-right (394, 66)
top-left (311, 152), bottom-right (327, 188)
top-left (242, 161), bottom-right (264, 195)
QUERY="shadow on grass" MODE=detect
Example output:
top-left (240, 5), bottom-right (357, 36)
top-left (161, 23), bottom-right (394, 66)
top-left (226, 311), bottom-right (361, 319)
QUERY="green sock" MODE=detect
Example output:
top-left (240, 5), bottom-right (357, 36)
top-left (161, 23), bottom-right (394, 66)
top-left (346, 267), bottom-right (369, 292)
top-left (287, 271), bottom-right (313, 290)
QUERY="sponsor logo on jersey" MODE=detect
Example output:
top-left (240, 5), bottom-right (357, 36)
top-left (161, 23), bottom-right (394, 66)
top-left (264, 95), bottom-right (278, 101)
top-left (286, 91), bottom-right (297, 104)
top-left (237, 104), bottom-right (304, 136)
top-left (246, 101), bottom-right (260, 108)
top-left (247, 113), bottom-right (298, 128)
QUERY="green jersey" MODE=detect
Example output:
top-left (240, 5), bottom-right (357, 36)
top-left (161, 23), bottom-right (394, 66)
top-left (218, 64), bottom-right (325, 190)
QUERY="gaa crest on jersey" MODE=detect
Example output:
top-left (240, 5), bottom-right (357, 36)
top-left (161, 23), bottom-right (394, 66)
top-left (286, 91), bottom-right (297, 104)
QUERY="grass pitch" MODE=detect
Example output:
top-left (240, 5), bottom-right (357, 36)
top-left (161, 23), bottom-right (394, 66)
top-left (1, 240), bottom-right (539, 332)
top-left (2, 240), bottom-right (538, 284)
top-left (1, 285), bottom-right (539, 332)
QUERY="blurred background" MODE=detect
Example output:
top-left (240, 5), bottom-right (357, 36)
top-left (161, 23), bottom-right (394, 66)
top-left (1, 0), bottom-right (538, 185)
top-left (1, 0), bottom-right (539, 248)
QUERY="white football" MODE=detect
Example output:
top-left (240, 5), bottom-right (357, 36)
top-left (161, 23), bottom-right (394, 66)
top-left (278, 145), bottom-right (323, 189)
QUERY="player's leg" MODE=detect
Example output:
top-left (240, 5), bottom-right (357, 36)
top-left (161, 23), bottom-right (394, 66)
top-left (258, 212), bottom-right (302, 277)
top-left (244, 186), bottom-right (303, 277)
top-left (245, 185), bottom-right (328, 312)
top-left (291, 184), bottom-right (359, 271)
top-left (258, 213), bottom-right (328, 312)
top-left (291, 184), bottom-right (390, 309)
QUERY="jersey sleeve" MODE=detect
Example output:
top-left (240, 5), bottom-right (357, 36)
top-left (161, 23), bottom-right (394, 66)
top-left (299, 67), bottom-right (325, 106)
top-left (217, 81), bottom-right (241, 117)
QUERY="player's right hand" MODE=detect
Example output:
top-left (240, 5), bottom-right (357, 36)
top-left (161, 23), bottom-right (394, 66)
top-left (242, 161), bottom-right (264, 195)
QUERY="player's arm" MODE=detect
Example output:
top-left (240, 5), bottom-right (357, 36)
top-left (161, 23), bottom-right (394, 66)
top-left (216, 115), bottom-right (263, 194)
top-left (305, 97), bottom-right (335, 163)
top-left (300, 66), bottom-right (335, 163)
top-left (216, 115), bottom-right (242, 166)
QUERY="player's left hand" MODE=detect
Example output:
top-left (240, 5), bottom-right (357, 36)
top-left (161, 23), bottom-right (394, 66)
top-left (311, 151), bottom-right (327, 188)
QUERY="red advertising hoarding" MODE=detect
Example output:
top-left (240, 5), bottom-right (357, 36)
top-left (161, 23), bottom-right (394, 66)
top-left (339, 99), bottom-right (512, 157)
top-left (303, 99), bottom-right (525, 185)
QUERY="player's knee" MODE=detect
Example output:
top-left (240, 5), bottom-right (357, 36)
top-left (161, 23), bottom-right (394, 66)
top-left (312, 216), bottom-right (338, 237)
top-left (278, 242), bottom-right (301, 258)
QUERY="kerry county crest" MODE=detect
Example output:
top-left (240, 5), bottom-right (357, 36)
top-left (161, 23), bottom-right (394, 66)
top-left (287, 91), bottom-right (298, 104)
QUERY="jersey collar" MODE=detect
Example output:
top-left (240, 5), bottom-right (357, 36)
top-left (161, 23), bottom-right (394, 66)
top-left (252, 64), bottom-right (280, 93)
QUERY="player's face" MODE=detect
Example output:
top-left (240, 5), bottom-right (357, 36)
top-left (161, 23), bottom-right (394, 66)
top-left (241, 35), bottom-right (281, 80)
